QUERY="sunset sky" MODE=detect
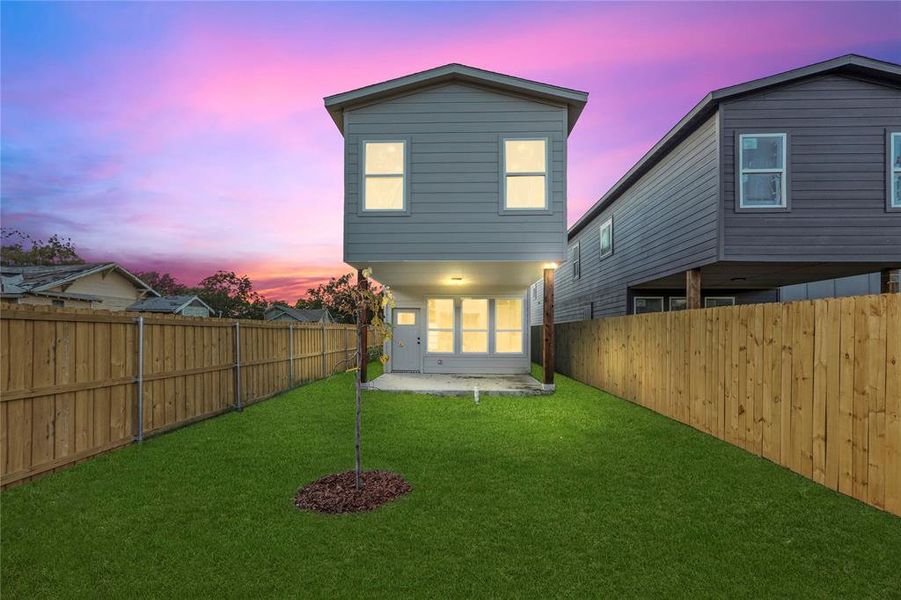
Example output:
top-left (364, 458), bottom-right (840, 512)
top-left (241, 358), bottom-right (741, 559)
top-left (2, 2), bottom-right (899, 300)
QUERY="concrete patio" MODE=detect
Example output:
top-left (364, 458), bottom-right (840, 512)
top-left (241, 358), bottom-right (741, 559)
top-left (364, 373), bottom-right (548, 396)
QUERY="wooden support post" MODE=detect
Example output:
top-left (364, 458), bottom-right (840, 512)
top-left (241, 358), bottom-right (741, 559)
top-left (881, 268), bottom-right (899, 294)
top-left (542, 267), bottom-right (555, 389)
top-left (686, 268), bottom-right (702, 309)
top-left (357, 269), bottom-right (370, 384)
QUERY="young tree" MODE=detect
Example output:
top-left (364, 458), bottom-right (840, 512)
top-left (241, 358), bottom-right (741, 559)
top-left (0, 229), bottom-right (84, 266)
top-left (135, 271), bottom-right (190, 296)
top-left (349, 268), bottom-right (394, 490)
top-left (196, 271), bottom-right (269, 319)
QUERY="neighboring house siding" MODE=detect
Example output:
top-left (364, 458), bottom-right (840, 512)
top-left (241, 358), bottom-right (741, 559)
top-left (4, 296), bottom-right (93, 309)
top-left (57, 271), bottom-right (144, 310)
top-left (343, 82), bottom-right (568, 263)
top-left (554, 113), bottom-right (721, 321)
top-left (721, 74), bottom-right (901, 260)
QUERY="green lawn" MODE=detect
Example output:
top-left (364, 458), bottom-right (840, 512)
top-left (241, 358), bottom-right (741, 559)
top-left (2, 365), bottom-right (900, 598)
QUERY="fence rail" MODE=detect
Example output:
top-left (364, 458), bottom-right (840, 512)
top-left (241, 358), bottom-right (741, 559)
top-left (0, 304), bottom-right (380, 488)
top-left (554, 294), bottom-right (900, 517)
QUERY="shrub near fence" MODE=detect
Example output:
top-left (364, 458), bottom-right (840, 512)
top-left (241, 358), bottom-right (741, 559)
top-left (0, 304), bottom-right (381, 489)
top-left (555, 294), bottom-right (901, 517)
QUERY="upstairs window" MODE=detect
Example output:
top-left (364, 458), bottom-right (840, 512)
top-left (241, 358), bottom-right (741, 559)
top-left (495, 298), bottom-right (524, 353)
top-left (461, 299), bottom-right (488, 353)
top-left (739, 133), bottom-right (787, 208)
top-left (598, 217), bottom-right (613, 259)
top-left (427, 298), bottom-right (454, 353)
top-left (891, 132), bottom-right (901, 209)
top-left (363, 141), bottom-right (405, 211)
top-left (569, 242), bottom-right (581, 280)
top-left (503, 139), bottom-right (548, 210)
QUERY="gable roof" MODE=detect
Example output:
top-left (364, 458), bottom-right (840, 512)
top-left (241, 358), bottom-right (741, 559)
top-left (128, 295), bottom-right (212, 314)
top-left (0, 263), bottom-right (159, 298)
top-left (569, 54), bottom-right (901, 238)
top-left (324, 63), bottom-right (589, 134)
top-left (265, 305), bottom-right (333, 323)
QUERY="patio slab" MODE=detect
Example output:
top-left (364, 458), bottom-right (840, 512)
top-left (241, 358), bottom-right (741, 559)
top-left (364, 372), bottom-right (548, 396)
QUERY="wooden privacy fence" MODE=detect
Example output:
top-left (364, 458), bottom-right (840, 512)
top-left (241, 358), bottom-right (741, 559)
top-left (555, 294), bottom-right (900, 516)
top-left (0, 304), bottom-right (381, 488)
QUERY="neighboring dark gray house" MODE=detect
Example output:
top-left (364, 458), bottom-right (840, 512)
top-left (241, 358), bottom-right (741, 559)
top-left (265, 305), bottom-right (334, 323)
top-left (128, 295), bottom-right (213, 318)
top-left (531, 54), bottom-right (900, 323)
top-left (325, 63), bottom-right (587, 378)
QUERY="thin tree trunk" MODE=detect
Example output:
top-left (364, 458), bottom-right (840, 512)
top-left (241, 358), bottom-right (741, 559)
top-left (355, 316), bottom-right (363, 490)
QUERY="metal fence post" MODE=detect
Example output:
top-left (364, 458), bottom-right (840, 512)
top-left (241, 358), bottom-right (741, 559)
top-left (320, 323), bottom-right (327, 377)
top-left (234, 321), bottom-right (242, 411)
top-left (134, 316), bottom-right (145, 442)
top-left (288, 324), bottom-right (294, 387)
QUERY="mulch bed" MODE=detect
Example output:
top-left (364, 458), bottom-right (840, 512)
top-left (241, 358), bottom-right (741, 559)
top-left (294, 470), bottom-right (412, 514)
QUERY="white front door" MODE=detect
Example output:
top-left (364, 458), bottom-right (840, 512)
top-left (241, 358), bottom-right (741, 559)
top-left (391, 309), bottom-right (421, 372)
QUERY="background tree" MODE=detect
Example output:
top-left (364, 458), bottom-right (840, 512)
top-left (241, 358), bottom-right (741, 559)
top-left (135, 271), bottom-right (190, 296)
top-left (195, 270), bottom-right (269, 319)
top-left (0, 229), bottom-right (84, 266)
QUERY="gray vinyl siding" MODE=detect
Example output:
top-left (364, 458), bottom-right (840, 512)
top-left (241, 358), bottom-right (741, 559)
top-left (552, 113), bottom-right (721, 322)
top-left (344, 82), bottom-right (568, 263)
top-left (722, 74), bottom-right (901, 260)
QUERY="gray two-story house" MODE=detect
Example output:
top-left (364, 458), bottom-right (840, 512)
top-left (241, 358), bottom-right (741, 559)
top-left (325, 65), bottom-right (587, 382)
top-left (531, 54), bottom-right (901, 324)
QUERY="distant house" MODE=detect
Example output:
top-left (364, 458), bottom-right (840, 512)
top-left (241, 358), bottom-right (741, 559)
top-left (128, 295), bottom-right (213, 318)
top-left (265, 305), bottom-right (334, 323)
top-left (530, 54), bottom-right (900, 323)
top-left (0, 263), bottom-right (158, 310)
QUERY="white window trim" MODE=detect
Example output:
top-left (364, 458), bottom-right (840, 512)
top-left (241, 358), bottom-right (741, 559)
top-left (891, 132), bottom-right (901, 209)
top-left (669, 296), bottom-right (687, 311)
top-left (704, 296), bottom-right (736, 308)
top-left (598, 217), bottom-right (613, 259)
top-left (460, 298), bottom-right (489, 355)
top-left (633, 296), bottom-right (664, 314)
top-left (493, 297), bottom-right (525, 355)
top-left (500, 137), bottom-right (550, 212)
top-left (738, 133), bottom-right (787, 209)
top-left (362, 140), bottom-right (407, 213)
top-left (425, 297), bottom-right (455, 354)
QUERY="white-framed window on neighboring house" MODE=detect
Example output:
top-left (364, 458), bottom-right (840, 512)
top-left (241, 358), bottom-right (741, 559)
top-left (739, 133), bottom-right (787, 208)
top-left (669, 297), bottom-right (687, 311)
top-left (363, 141), bottom-right (406, 211)
top-left (890, 132), bottom-right (901, 209)
top-left (633, 296), bottom-right (664, 314)
top-left (705, 296), bottom-right (736, 308)
top-left (503, 138), bottom-right (548, 210)
top-left (569, 242), bottom-right (581, 280)
top-left (461, 298), bottom-right (489, 353)
top-left (427, 298), bottom-right (454, 353)
top-left (598, 217), bottom-right (613, 259)
top-left (495, 298), bottom-right (524, 353)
